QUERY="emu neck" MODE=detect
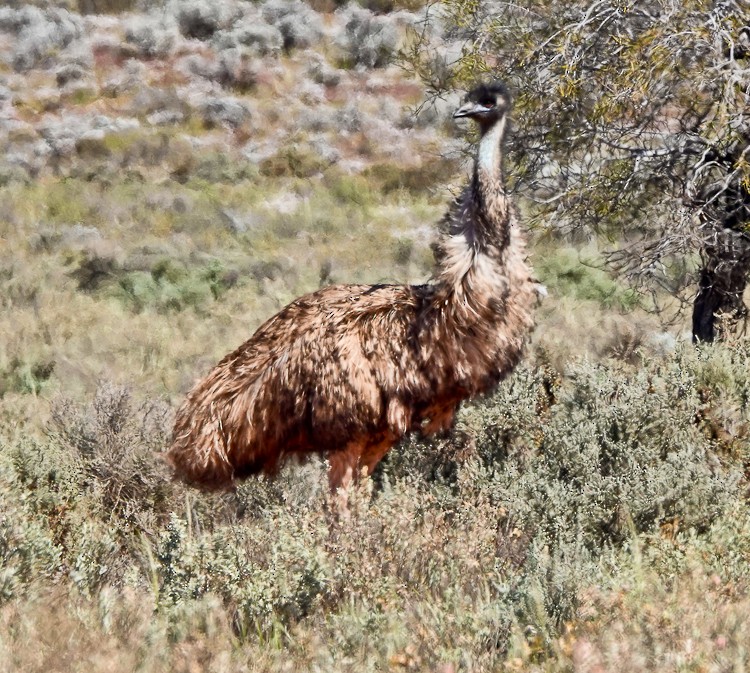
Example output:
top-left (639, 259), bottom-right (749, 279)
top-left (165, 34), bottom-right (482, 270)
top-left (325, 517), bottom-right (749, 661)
top-left (431, 114), bottom-right (517, 301)
top-left (473, 115), bottom-right (510, 252)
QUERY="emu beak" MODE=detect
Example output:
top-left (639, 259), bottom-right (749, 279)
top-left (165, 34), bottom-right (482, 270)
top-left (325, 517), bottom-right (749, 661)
top-left (453, 102), bottom-right (491, 118)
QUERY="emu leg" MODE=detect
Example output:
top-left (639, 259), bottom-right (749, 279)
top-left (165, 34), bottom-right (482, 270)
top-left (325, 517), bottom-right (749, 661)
top-left (360, 434), bottom-right (398, 476)
top-left (327, 435), bottom-right (397, 515)
top-left (421, 403), bottom-right (457, 436)
top-left (327, 443), bottom-right (363, 515)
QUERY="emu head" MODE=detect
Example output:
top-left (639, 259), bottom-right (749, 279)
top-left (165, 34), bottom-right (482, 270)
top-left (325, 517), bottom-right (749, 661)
top-left (453, 82), bottom-right (512, 134)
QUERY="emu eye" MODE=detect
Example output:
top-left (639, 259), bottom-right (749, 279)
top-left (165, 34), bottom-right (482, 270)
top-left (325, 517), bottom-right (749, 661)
top-left (481, 100), bottom-right (495, 108)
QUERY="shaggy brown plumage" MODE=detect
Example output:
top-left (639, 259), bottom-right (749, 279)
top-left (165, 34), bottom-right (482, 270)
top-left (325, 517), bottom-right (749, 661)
top-left (167, 82), bottom-right (537, 497)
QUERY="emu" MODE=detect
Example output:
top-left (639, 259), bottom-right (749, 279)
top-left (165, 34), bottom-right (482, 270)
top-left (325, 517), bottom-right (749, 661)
top-left (167, 82), bottom-right (537, 503)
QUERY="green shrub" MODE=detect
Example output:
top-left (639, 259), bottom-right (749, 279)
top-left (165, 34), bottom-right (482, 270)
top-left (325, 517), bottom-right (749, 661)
top-left (381, 346), bottom-right (745, 634)
top-left (324, 172), bottom-right (376, 207)
top-left (191, 152), bottom-right (258, 184)
top-left (535, 247), bottom-right (639, 310)
top-left (0, 356), bottom-right (55, 396)
top-left (419, 352), bottom-right (737, 546)
top-left (0, 509), bottom-right (62, 599)
top-left (109, 259), bottom-right (238, 314)
top-left (152, 511), bottom-right (329, 638)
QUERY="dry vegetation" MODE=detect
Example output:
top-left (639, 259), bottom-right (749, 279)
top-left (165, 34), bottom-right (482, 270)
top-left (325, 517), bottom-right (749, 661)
top-left (1, 1), bottom-right (749, 672)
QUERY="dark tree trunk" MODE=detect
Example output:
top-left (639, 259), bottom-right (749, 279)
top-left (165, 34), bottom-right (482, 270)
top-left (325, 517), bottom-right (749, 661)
top-left (692, 227), bottom-right (750, 343)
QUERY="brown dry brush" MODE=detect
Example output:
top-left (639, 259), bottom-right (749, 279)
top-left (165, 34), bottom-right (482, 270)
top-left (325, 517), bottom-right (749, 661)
top-left (48, 382), bottom-right (173, 521)
top-left (167, 82), bottom-right (538, 497)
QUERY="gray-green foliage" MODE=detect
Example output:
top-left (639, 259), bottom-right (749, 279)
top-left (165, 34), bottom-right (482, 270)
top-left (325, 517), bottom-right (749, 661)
top-left (0, 342), bottom-right (748, 659)
top-left (0, 357), bottom-right (55, 396)
top-left (260, 0), bottom-right (323, 51)
top-left (387, 348), bottom-right (742, 548)
top-left (336, 4), bottom-right (399, 69)
top-left (0, 6), bottom-right (84, 71)
top-left (153, 512), bottom-right (330, 637)
top-left (474, 357), bottom-right (734, 546)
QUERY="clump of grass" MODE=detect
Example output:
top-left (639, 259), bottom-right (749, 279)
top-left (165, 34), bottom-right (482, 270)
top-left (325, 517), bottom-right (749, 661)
top-left (260, 144), bottom-right (332, 179)
top-left (94, 130), bottom-right (166, 166)
top-left (391, 236), bottom-right (413, 265)
top-left (63, 84), bottom-right (99, 106)
top-left (77, 0), bottom-right (139, 14)
top-left (324, 172), bottom-right (377, 207)
top-left (189, 151), bottom-right (258, 184)
top-left (364, 157), bottom-right (459, 194)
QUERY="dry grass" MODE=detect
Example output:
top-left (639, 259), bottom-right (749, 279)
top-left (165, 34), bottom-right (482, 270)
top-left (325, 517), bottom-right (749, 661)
top-left (1, 341), bottom-right (749, 671)
top-left (1, 2), bottom-right (749, 671)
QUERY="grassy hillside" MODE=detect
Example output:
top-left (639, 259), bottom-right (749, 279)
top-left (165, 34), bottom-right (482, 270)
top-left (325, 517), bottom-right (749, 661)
top-left (1, 1), bottom-right (749, 671)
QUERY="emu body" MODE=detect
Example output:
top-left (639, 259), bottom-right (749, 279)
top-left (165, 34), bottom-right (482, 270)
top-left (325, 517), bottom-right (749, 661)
top-left (168, 82), bottom-right (537, 495)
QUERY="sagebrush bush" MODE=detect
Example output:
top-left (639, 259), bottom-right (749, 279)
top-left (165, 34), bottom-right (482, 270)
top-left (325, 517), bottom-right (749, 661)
top-left (173, 0), bottom-right (240, 41)
top-left (336, 3), bottom-right (400, 69)
top-left (260, 0), bottom-right (324, 51)
top-left (214, 17), bottom-right (283, 56)
top-left (5, 7), bottom-right (85, 72)
top-left (214, 47), bottom-right (260, 92)
top-left (55, 61), bottom-right (87, 86)
top-left (0, 343), bottom-right (749, 669)
top-left (48, 382), bottom-right (172, 522)
top-left (306, 53), bottom-right (343, 86)
top-left (199, 95), bottom-right (252, 129)
top-left (0, 6), bottom-right (46, 34)
top-left (123, 14), bottom-right (177, 58)
top-left (481, 358), bottom-right (735, 543)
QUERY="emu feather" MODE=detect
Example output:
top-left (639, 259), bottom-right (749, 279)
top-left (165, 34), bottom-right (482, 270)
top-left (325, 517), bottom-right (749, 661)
top-left (167, 82), bottom-right (537, 498)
